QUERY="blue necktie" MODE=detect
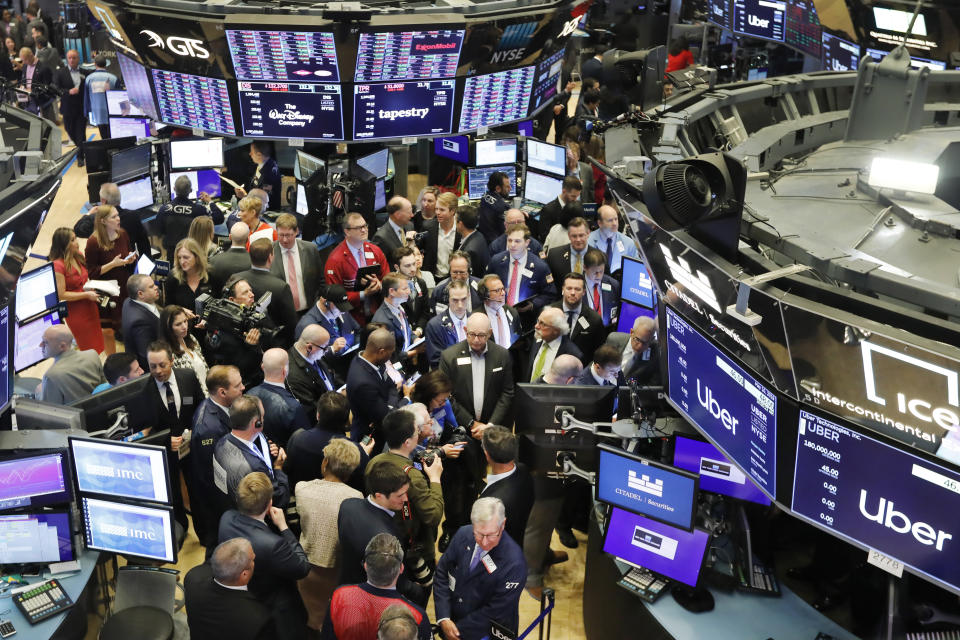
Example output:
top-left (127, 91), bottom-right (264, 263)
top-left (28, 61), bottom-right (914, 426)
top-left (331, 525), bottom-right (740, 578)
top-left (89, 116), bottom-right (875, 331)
top-left (469, 548), bottom-right (483, 571)
top-left (314, 362), bottom-right (333, 390)
top-left (252, 435), bottom-right (274, 478)
top-left (606, 236), bottom-right (614, 272)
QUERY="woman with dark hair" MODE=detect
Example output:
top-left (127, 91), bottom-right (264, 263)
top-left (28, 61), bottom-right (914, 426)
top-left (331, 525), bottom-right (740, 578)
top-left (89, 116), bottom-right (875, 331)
top-left (49, 227), bottom-right (103, 352)
top-left (164, 237), bottom-right (211, 313)
top-left (667, 36), bottom-right (694, 72)
top-left (411, 369), bottom-right (461, 447)
top-left (159, 304), bottom-right (209, 395)
top-left (85, 205), bottom-right (136, 351)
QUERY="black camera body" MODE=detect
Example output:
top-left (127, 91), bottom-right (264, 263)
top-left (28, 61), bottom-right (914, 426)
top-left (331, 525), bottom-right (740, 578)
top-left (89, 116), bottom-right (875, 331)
top-left (196, 293), bottom-right (280, 345)
top-left (412, 446), bottom-right (440, 467)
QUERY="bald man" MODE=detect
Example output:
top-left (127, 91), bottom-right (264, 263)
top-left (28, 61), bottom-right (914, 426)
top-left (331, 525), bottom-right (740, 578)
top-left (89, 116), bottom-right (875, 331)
top-left (209, 222), bottom-right (252, 293)
top-left (346, 328), bottom-right (403, 442)
top-left (540, 354), bottom-right (584, 385)
top-left (286, 325), bottom-right (341, 419)
top-left (39, 325), bottom-right (106, 404)
top-left (488, 209), bottom-right (544, 257)
top-left (373, 196), bottom-right (415, 257)
top-left (52, 49), bottom-right (87, 164)
top-left (247, 348), bottom-right (313, 448)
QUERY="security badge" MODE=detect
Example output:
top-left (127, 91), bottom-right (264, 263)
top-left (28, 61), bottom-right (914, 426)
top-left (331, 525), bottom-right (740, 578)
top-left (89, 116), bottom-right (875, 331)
top-left (481, 555), bottom-right (497, 573)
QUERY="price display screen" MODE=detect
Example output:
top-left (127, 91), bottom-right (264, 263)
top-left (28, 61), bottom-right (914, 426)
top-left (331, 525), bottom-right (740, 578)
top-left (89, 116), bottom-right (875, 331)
top-left (530, 49), bottom-right (565, 112)
top-left (238, 82), bottom-right (344, 140)
top-left (785, 0), bottom-right (820, 57)
top-left (227, 30), bottom-right (339, 82)
top-left (459, 66), bottom-right (536, 131)
top-left (355, 29), bottom-right (464, 82)
top-left (734, 0), bottom-right (786, 42)
top-left (353, 80), bottom-right (456, 140)
top-left (822, 32), bottom-right (859, 71)
top-left (152, 70), bottom-right (236, 136)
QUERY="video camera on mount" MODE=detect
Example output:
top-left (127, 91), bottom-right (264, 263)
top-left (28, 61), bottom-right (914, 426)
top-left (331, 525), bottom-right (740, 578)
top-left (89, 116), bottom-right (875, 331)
top-left (195, 292), bottom-right (281, 347)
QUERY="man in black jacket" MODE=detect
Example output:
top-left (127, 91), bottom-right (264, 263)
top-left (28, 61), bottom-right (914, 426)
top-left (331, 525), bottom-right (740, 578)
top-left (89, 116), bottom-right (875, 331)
top-left (345, 328), bottom-right (403, 442)
top-left (521, 307), bottom-right (584, 383)
top-left (535, 176), bottom-right (582, 243)
top-left (157, 174), bottom-right (222, 260)
top-left (52, 49), bottom-right (86, 164)
top-left (235, 237), bottom-right (299, 345)
top-left (120, 275), bottom-right (161, 371)
top-left (209, 223), bottom-right (253, 293)
top-left (479, 426), bottom-right (534, 548)
top-left (286, 324), bottom-right (340, 419)
top-left (549, 272), bottom-right (604, 358)
top-left (16, 47), bottom-right (53, 118)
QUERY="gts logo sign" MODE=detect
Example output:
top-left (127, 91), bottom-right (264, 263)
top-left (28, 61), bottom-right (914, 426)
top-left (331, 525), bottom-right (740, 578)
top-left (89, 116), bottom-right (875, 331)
top-left (140, 30), bottom-right (210, 59)
top-left (859, 490), bottom-right (952, 550)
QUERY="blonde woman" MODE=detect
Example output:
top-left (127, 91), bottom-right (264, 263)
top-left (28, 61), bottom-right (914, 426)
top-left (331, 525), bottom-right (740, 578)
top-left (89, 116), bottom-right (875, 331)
top-left (188, 215), bottom-right (219, 260)
top-left (163, 238), bottom-right (211, 312)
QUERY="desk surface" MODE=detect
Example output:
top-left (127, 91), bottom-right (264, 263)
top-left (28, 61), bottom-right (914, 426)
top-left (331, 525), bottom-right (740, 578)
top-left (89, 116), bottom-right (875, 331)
top-left (4, 549), bottom-right (99, 640)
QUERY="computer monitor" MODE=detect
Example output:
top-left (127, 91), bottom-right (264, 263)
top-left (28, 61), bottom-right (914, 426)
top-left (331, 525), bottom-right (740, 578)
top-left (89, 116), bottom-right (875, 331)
top-left (118, 176), bottom-right (155, 210)
top-left (355, 148), bottom-right (389, 180)
top-left (460, 66), bottom-right (536, 130)
top-left (523, 170), bottom-right (563, 205)
top-left (784, 0), bottom-right (820, 58)
top-left (354, 28), bottom-right (465, 82)
top-left (434, 136), bottom-right (470, 164)
top-left (673, 434), bottom-right (769, 505)
top-left (151, 69), bottom-right (236, 136)
top-left (616, 301), bottom-right (657, 333)
top-left (353, 80), bottom-right (456, 140)
top-left (106, 90), bottom-right (147, 117)
top-left (15, 399), bottom-right (85, 430)
top-left (467, 165), bottom-right (516, 201)
top-left (603, 507), bottom-right (710, 587)
top-left (14, 309), bottom-right (61, 372)
top-left (620, 257), bottom-right (654, 307)
top-left (822, 32), bottom-right (859, 71)
top-left (530, 49), bottom-right (565, 113)
top-left (517, 121), bottom-right (534, 137)
top-left (238, 82), bottom-right (345, 140)
top-left (70, 375), bottom-right (151, 432)
top-left (526, 139), bottom-right (566, 177)
top-left (865, 47), bottom-right (946, 70)
top-left (226, 29), bottom-right (340, 82)
top-left (84, 136), bottom-right (137, 175)
top-left (295, 150), bottom-right (325, 183)
top-left (15, 262), bottom-right (57, 322)
top-left (109, 117), bottom-right (151, 140)
top-left (475, 139), bottom-right (518, 166)
top-left (115, 53), bottom-right (160, 121)
top-left (169, 138), bottom-right (223, 170)
top-left (596, 444), bottom-right (698, 530)
top-left (0, 510), bottom-right (74, 564)
top-left (111, 144), bottom-right (151, 184)
top-left (0, 450), bottom-right (71, 511)
top-left (296, 184), bottom-right (308, 216)
top-left (664, 306), bottom-right (778, 499)
top-left (733, 0), bottom-right (786, 42)
top-left (707, 0), bottom-right (731, 29)
top-left (69, 436), bottom-right (170, 504)
top-left (81, 496), bottom-right (177, 563)
top-left (168, 169), bottom-right (222, 200)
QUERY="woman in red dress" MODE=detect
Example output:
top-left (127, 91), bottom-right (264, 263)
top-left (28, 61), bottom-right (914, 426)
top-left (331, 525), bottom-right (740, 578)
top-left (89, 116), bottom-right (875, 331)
top-left (49, 227), bottom-right (104, 353)
top-left (84, 205), bottom-right (137, 353)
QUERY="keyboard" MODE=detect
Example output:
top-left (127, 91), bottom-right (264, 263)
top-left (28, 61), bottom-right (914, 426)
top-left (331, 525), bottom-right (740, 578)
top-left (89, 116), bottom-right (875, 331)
top-left (616, 567), bottom-right (670, 603)
top-left (736, 559), bottom-right (780, 596)
top-left (12, 579), bottom-right (74, 624)
top-left (906, 633), bottom-right (960, 640)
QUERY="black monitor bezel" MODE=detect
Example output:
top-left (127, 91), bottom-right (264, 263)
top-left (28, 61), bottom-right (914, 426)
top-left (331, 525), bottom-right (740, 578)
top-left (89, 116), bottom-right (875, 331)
top-left (168, 137), bottom-right (225, 171)
top-left (0, 448), bottom-right (72, 512)
top-left (14, 262), bottom-right (58, 324)
top-left (80, 495), bottom-right (178, 564)
top-left (0, 507), bottom-right (75, 564)
top-left (68, 435), bottom-right (172, 506)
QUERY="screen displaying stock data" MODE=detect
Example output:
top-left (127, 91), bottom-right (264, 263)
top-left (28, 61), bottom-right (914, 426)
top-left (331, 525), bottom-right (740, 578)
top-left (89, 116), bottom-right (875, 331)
top-left (460, 66), bottom-right (536, 131)
top-left (822, 32), bottom-right (860, 71)
top-left (238, 82), bottom-right (344, 140)
top-left (734, 0), bottom-right (786, 42)
top-left (354, 29), bottom-right (464, 82)
top-left (353, 80), bottom-right (455, 140)
top-left (708, 0), bottom-right (732, 29)
top-left (151, 70), bottom-right (236, 135)
top-left (227, 30), bottom-right (339, 82)
top-left (785, 0), bottom-right (821, 57)
top-left (530, 49), bottom-right (565, 113)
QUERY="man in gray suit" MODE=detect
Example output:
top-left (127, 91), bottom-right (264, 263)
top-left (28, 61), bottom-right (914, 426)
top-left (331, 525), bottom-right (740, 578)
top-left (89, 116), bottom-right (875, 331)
top-left (209, 222), bottom-right (252, 293)
top-left (39, 325), bottom-right (106, 404)
top-left (372, 196), bottom-right (414, 257)
top-left (269, 214), bottom-right (321, 315)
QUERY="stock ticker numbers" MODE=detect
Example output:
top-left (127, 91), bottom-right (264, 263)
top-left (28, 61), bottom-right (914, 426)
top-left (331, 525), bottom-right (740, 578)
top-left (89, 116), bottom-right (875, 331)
top-left (238, 82), bottom-right (344, 140)
top-left (354, 29), bottom-right (465, 82)
top-left (227, 30), bottom-right (340, 82)
top-left (152, 70), bottom-right (236, 135)
top-left (459, 66), bottom-right (536, 130)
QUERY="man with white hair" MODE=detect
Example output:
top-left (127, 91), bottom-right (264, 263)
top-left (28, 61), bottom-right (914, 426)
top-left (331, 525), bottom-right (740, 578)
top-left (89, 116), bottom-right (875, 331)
top-left (434, 497), bottom-right (527, 640)
top-left (523, 307), bottom-right (583, 383)
top-left (607, 315), bottom-right (660, 384)
top-left (538, 354), bottom-right (583, 385)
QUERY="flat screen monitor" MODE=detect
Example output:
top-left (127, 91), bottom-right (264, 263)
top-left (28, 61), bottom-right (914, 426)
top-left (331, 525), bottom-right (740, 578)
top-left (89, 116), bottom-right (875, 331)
top-left (109, 117), bottom-right (151, 141)
top-left (118, 176), bottom-right (155, 210)
top-left (14, 309), bottom-right (61, 372)
top-left (822, 32), bottom-right (859, 71)
top-left (0, 303), bottom-right (10, 411)
top-left (476, 139), bottom-right (517, 166)
top-left (110, 144), bottom-right (151, 184)
top-left (151, 69), bottom-right (236, 136)
top-left (865, 48), bottom-right (945, 70)
top-left (526, 139), bottom-right (566, 177)
top-left (70, 375), bottom-right (152, 432)
top-left (596, 444), bottom-right (698, 530)
top-left (673, 434), bottom-right (769, 505)
top-left (354, 28), bottom-right (464, 82)
top-left (106, 90), bottom-right (147, 117)
top-left (792, 408), bottom-right (960, 595)
top-left (665, 306), bottom-right (778, 498)
top-left (295, 151), bottom-right (325, 182)
top-left (616, 300), bottom-right (657, 333)
top-left (0, 450), bottom-right (70, 511)
top-left (873, 6), bottom-right (926, 36)
top-left (530, 49), bottom-right (565, 113)
top-left (81, 496), bottom-right (177, 563)
top-left (169, 138), bottom-right (223, 170)
top-left (708, 0), bottom-right (732, 29)
top-left (69, 436), bottom-right (170, 504)
top-left (603, 507), bottom-right (710, 587)
top-left (15, 399), bottom-right (85, 430)
top-left (434, 135), bottom-right (469, 164)
top-left (353, 80), bottom-right (455, 140)
top-left (296, 184), bottom-right (308, 215)
top-left (84, 136), bottom-right (136, 175)
top-left (784, 0), bottom-right (821, 57)
top-left (226, 29), bottom-right (339, 82)
top-left (169, 170), bottom-right (221, 199)
top-left (238, 82), bottom-right (344, 140)
top-left (620, 257), bottom-right (654, 307)
top-left (467, 165), bottom-right (516, 200)
top-left (459, 66), bottom-right (536, 131)
top-left (355, 148), bottom-right (390, 180)
top-left (15, 263), bottom-right (57, 322)
top-left (0, 510), bottom-right (74, 564)
top-left (115, 53), bottom-right (160, 121)
top-left (517, 120), bottom-right (534, 137)
top-left (523, 170), bottom-right (563, 205)
top-left (733, 0), bottom-right (786, 42)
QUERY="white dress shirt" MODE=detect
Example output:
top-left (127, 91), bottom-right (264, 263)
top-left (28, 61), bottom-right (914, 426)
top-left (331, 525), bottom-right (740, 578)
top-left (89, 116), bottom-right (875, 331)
top-left (436, 224), bottom-right (457, 277)
top-left (155, 374), bottom-right (181, 415)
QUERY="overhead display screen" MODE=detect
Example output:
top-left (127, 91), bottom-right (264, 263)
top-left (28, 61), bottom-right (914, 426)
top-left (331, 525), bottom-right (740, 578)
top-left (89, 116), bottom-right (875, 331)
top-left (353, 80), bottom-right (455, 140)
top-left (708, 0), bottom-right (732, 29)
top-left (793, 409), bottom-right (960, 594)
top-left (785, 0), bottom-right (821, 57)
top-left (822, 32), bottom-right (860, 71)
top-left (620, 257), bottom-right (654, 308)
top-left (227, 29), bottom-right (339, 82)
top-left (666, 306), bottom-right (778, 497)
top-left (734, 0), bottom-right (786, 42)
top-left (355, 29), bottom-right (464, 82)
top-left (459, 66), bottom-right (536, 131)
top-left (865, 48), bottom-right (946, 70)
top-left (115, 52), bottom-right (160, 121)
top-left (152, 70), bottom-right (236, 136)
top-left (530, 49), bottom-right (565, 113)
top-left (238, 82), bottom-right (344, 140)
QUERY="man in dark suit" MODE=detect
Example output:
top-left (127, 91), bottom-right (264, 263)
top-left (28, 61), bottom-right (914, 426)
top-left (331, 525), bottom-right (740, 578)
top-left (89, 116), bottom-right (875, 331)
top-left (16, 47), bottom-right (53, 118)
top-left (52, 49), bottom-right (86, 164)
top-left (394, 246), bottom-right (430, 331)
top-left (479, 426), bottom-right (534, 548)
top-left (419, 202), bottom-right (460, 278)
top-left (185, 538), bottom-right (272, 640)
top-left (455, 205), bottom-right (490, 278)
top-left (270, 214), bottom-right (322, 315)
top-left (575, 344), bottom-right (625, 387)
top-left (478, 274), bottom-right (522, 349)
top-left (371, 272), bottom-right (417, 359)
top-left (286, 324), bottom-right (340, 419)
top-left (429, 252), bottom-right (482, 315)
top-left (346, 327), bottom-right (403, 442)
top-left (235, 237), bottom-right (299, 345)
top-left (477, 171), bottom-right (511, 244)
top-left (583, 247), bottom-right (621, 326)
top-left (550, 272), bottom-right (604, 358)
top-left (606, 315), bottom-right (661, 385)
top-left (218, 472), bottom-right (309, 640)
top-left (488, 224), bottom-right (557, 315)
top-left (521, 308), bottom-right (583, 383)
top-left (424, 280), bottom-right (470, 369)
top-left (544, 217), bottom-right (591, 294)
top-left (488, 208), bottom-right (543, 257)
top-left (209, 223), bottom-right (253, 294)
top-left (373, 196), bottom-right (415, 258)
top-left (121, 274), bottom-right (161, 371)
top-left (294, 283), bottom-right (358, 344)
top-left (247, 348), bottom-right (313, 447)
top-left (534, 176), bottom-right (581, 243)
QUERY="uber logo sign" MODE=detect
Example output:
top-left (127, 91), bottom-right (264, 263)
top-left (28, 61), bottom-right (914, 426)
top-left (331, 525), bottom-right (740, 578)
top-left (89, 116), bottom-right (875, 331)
top-left (747, 14), bottom-right (770, 28)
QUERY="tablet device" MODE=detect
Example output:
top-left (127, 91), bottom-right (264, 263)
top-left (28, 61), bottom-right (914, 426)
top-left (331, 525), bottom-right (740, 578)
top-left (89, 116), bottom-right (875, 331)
top-left (354, 265), bottom-right (381, 291)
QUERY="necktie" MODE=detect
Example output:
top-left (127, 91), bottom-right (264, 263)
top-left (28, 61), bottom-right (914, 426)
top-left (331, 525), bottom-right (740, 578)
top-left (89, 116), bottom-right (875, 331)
top-left (286, 250), bottom-right (301, 309)
top-left (507, 259), bottom-right (520, 305)
top-left (531, 343), bottom-right (548, 382)
top-left (606, 237), bottom-right (614, 272)
top-left (495, 312), bottom-right (505, 345)
top-left (356, 247), bottom-right (366, 267)
top-left (164, 382), bottom-right (178, 418)
top-left (331, 315), bottom-right (343, 338)
top-left (398, 227), bottom-right (405, 244)
top-left (593, 283), bottom-right (601, 315)
top-left (455, 317), bottom-right (465, 342)
top-left (567, 311), bottom-right (575, 330)
top-left (398, 308), bottom-right (409, 350)
top-left (469, 548), bottom-right (483, 571)
top-left (574, 253), bottom-right (582, 274)
top-left (314, 362), bottom-right (333, 390)
top-left (253, 435), bottom-right (274, 477)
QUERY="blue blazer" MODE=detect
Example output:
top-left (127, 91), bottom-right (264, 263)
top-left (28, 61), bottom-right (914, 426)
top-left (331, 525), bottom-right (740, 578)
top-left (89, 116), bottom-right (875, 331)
top-left (120, 298), bottom-right (159, 371)
top-left (371, 303), bottom-right (414, 352)
top-left (584, 275), bottom-right (620, 326)
top-left (247, 383), bottom-right (313, 447)
top-left (487, 250), bottom-right (557, 309)
top-left (191, 398), bottom-right (232, 493)
top-left (294, 304), bottom-right (359, 347)
top-left (425, 310), bottom-right (462, 369)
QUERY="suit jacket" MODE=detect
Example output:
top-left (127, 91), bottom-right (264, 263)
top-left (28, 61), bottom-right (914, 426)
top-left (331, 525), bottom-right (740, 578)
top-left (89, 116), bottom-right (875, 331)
top-left (213, 433), bottom-right (291, 509)
top-left (403, 276), bottom-right (430, 330)
top-left (217, 510), bottom-right (310, 599)
top-left (285, 347), bottom-right (339, 418)
top-left (247, 382), bottom-right (313, 447)
top-left (429, 277), bottom-right (482, 316)
top-left (52, 64), bottom-right (86, 117)
top-left (439, 341), bottom-right (514, 427)
top-left (479, 464), bottom-right (534, 548)
top-left (371, 302), bottom-right (414, 353)
top-left (459, 231), bottom-right (490, 278)
top-left (19, 61), bottom-right (54, 106)
top-left (520, 335), bottom-right (584, 383)
top-left (535, 198), bottom-right (565, 243)
top-left (40, 349), bottom-right (105, 405)
top-left (346, 355), bottom-right (401, 442)
top-left (284, 429), bottom-right (368, 492)
top-left (135, 368), bottom-right (204, 438)
top-left (372, 219), bottom-right (413, 258)
top-left (424, 310), bottom-right (464, 369)
top-left (483, 303), bottom-right (522, 349)
top-left (584, 275), bottom-right (621, 326)
top-left (191, 398), bottom-right (233, 494)
top-left (605, 332), bottom-right (661, 385)
top-left (270, 239), bottom-right (322, 311)
top-left (294, 303), bottom-right (359, 346)
top-left (336, 497), bottom-right (403, 586)
top-left (420, 218), bottom-right (461, 276)
top-left (209, 247), bottom-right (252, 294)
top-left (121, 298), bottom-right (160, 371)
top-left (478, 191), bottom-right (510, 244)
top-left (487, 250), bottom-right (557, 310)
top-left (234, 267), bottom-right (298, 345)
top-left (184, 563), bottom-right (272, 640)
top-left (544, 244), bottom-right (590, 294)
top-left (549, 300), bottom-right (604, 358)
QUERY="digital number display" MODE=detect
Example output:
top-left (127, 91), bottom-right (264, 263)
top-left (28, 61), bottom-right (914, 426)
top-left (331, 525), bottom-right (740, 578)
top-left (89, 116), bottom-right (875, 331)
top-left (530, 49), bottom-right (565, 112)
top-left (227, 30), bottom-right (339, 82)
top-left (734, 0), bottom-right (786, 42)
top-left (238, 82), bottom-right (344, 140)
top-left (115, 53), bottom-right (160, 121)
top-left (151, 70), bottom-right (235, 135)
top-left (459, 66), bottom-right (535, 131)
top-left (353, 80), bottom-right (456, 140)
top-left (708, 0), bottom-right (732, 29)
top-left (354, 29), bottom-right (464, 82)
top-left (785, 0), bottom-right (820, 57)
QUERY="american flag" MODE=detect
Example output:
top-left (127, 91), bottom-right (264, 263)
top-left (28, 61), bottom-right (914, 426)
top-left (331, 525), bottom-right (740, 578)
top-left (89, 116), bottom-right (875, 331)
top-left (331, 188), bottom-right (344, 210)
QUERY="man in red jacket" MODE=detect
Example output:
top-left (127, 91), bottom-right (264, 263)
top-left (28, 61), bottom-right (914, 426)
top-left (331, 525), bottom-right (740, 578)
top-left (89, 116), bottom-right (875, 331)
top-left (325, 212), bottom-right (389, 325)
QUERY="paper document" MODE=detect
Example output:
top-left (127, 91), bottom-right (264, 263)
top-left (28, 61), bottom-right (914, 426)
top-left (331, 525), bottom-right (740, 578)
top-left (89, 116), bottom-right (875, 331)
top-left (83, 279), bottom-right (120, 296)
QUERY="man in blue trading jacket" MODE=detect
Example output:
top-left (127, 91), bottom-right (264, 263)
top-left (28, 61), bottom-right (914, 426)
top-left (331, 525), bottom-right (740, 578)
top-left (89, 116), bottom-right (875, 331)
top-left (488, 223), bottom-right (556, 315)
top-left (425, 280), bottom-right (470, 369)
top-left (434, 497), bottom-right (527, 640)
top-left (157, 174), bottom-right (223, 260)
top-left (247, 348), bottom-right (313, 447)
top-left (478, 171), bottom-right (512, 244)
top-left (235, 141), bottom-right (282, 211)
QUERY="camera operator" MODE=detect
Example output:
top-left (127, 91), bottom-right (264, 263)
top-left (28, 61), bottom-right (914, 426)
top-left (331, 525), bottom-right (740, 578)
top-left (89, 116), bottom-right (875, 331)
top-left (204, 277), bottom-right (277, 388)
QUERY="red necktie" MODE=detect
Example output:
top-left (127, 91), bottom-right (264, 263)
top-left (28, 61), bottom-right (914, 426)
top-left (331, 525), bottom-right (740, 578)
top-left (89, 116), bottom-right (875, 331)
top-left (495, 312), bottom-right (505, 344)
top-left (286, 250), bottom-right (301, 309)
top-left (593, 283), bottom-right (601, 314)
top-left (507, 259), bottom-right (520, 306)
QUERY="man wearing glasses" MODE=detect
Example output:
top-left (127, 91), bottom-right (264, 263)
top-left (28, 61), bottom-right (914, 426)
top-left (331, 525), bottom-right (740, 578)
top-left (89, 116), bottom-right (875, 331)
top-left (285, 324), bottom-right (341, 418)
top-left (434, 497), bottom-right (527, 640)
top-left (609, 315), bottom-right (661, 385)
top-left (325, 212), bottom-right (390, 324)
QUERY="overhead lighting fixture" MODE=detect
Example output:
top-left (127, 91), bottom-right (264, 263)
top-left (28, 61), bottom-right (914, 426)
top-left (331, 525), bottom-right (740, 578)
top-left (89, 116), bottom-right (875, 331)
top-left (867, 157), bottom-right (939, 194)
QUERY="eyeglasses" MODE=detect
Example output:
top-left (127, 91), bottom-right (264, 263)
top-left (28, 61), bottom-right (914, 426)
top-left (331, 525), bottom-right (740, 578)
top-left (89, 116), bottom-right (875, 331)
top-left (466, 332), bottom-right (488, 339)
top-left (346, 224), bottom-right (368, 231)
top-left (474, 526), bottom-right (504, 541)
